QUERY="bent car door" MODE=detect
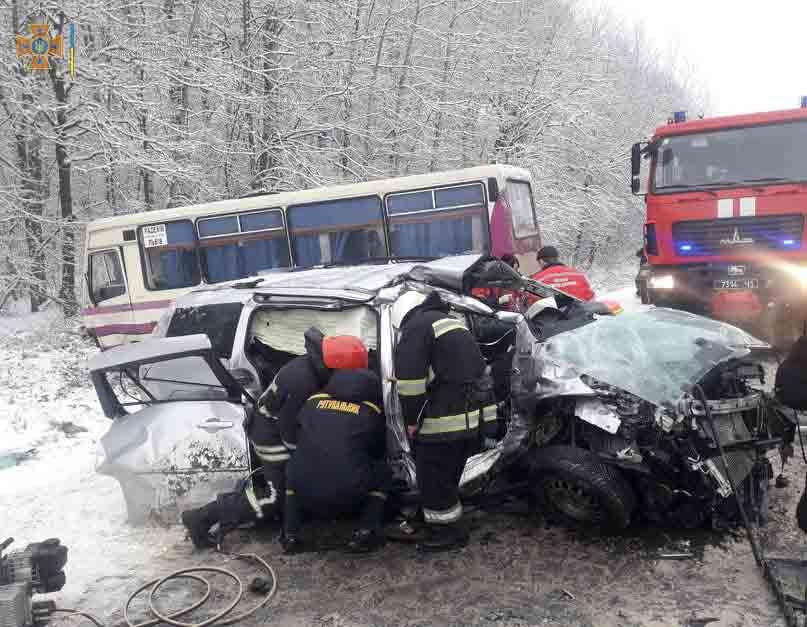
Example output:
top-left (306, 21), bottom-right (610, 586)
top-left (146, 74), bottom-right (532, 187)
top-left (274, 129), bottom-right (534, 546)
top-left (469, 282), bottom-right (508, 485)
top-left (90, 335), bottom-right (251, 524)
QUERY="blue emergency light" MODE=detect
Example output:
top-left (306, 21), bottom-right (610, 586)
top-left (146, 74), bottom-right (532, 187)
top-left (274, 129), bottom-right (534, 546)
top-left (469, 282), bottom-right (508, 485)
top-left (801, 97), bottom-right (807, 109)
top-left (679, 244), bottom-right (693, 252)
top-left (783, 239), bottom-right (797, 246)
top-left (673, 111), bottom-right (687, 123)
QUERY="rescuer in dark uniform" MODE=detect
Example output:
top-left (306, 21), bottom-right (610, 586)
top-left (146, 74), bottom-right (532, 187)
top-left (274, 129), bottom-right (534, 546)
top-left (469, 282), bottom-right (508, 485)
top-left (775, 335), bottom-right (807, 533)
top-left (181, 327), bottom-right (332, 549)
top-left (281, 338), bottom-right (389, 554)
top-left (392, 290), bottom-right (496, 552)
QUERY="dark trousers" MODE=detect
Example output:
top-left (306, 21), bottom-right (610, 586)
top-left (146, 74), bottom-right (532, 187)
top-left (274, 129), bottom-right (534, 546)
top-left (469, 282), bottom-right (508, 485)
top-left (414, 438), bottom-right (475, 524)
top-left (284, 459), bottom-right (391, 536)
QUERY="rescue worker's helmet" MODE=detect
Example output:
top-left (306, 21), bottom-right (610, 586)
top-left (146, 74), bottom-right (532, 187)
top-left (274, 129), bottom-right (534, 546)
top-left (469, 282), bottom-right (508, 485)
top-left (391, 291), bottom-right (426, 330)
top-left (322, 335), bottom-right (369, 370)
top-left (536, 245), bottom-right (559, 262)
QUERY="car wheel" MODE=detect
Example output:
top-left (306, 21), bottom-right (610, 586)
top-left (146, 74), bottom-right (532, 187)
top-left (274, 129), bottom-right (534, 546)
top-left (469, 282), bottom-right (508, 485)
top-left (528, 445), bottom-right (636, 531)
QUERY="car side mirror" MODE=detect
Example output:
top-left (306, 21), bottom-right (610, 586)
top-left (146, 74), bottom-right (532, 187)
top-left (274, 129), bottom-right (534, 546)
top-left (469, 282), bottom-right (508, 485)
top-left (228, 368), bottom-right (256, 387)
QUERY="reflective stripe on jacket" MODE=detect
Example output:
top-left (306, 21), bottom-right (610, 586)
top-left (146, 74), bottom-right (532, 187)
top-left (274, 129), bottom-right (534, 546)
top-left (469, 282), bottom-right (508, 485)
top-left (394, 291), bottom-right (496, 442)
top-left (249, 353), bottom-right (327, 466)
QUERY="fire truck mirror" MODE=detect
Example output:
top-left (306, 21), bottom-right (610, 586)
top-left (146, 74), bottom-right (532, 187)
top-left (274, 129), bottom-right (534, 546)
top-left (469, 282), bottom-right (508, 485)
top-left (631, 142), bottom-right (643, 194)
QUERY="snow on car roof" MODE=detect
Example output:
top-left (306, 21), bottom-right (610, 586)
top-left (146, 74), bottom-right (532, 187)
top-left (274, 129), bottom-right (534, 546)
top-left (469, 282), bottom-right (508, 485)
top-left (89, 334), bottom-right (213, 372)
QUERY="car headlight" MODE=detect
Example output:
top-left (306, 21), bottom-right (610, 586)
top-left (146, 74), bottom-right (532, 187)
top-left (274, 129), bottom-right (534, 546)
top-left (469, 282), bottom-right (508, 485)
top-left (772, 262), bottom-right (807, 290)
top-left (650, 275), bottom-right (675, 290)
top-left (788, 267), bottom-right (807, 289)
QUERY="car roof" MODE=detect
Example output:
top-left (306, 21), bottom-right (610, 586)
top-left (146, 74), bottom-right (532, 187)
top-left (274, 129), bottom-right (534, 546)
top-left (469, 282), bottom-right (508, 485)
top-left (175, 254), bottom-right (483, 305)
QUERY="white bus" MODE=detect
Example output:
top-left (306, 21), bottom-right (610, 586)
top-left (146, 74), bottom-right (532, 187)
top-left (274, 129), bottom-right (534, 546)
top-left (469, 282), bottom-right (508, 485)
top-left (82, 164), bottom-right (541, 347)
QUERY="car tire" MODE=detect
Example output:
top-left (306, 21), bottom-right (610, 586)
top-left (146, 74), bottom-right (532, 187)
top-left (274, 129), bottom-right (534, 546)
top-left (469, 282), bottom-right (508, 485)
top-left (528, 445), bottom-right (636, 532)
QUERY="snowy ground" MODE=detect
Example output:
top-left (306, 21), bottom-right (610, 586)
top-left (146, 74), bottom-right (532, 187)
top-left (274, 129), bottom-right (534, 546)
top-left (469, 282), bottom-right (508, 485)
top-left (0, 288), bottom-right (802, 627)
top-left (0, 310), bottom-right (182, 617)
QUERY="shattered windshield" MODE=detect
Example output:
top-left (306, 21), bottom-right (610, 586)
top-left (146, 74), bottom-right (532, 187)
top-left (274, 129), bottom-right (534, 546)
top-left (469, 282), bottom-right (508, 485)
top-left (535, 308), bottom-right (765, 406)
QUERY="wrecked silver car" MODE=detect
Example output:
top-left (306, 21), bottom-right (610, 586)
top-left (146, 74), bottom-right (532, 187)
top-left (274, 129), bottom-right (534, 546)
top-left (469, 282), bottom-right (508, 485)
top-left (89, 255), bottom-right (798, 531)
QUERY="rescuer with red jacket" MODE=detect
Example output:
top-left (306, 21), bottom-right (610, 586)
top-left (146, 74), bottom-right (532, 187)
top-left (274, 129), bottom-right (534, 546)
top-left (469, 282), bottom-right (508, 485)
top-left (529, 246), bottom-right (595, 308)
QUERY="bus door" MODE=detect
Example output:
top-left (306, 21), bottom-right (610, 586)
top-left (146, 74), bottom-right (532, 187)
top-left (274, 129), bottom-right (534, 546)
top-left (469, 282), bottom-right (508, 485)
top-left (85, 246), bottom-right (134, 348)
top-left (502, 179), bottom-right (541, 275)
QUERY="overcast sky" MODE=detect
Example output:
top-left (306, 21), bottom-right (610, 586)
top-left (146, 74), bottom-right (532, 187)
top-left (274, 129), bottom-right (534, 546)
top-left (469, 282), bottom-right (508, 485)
top-left (579, 0), bottom-right (807, 116)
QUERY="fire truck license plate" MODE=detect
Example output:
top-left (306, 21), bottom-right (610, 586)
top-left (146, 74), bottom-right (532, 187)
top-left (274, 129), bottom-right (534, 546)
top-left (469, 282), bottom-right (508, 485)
top-left (713, 279), bottom-right (759, 290)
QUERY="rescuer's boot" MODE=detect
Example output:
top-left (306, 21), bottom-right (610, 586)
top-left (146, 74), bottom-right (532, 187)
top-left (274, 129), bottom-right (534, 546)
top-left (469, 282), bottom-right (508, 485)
top-left (280, 533), bottom-right (305, 555)
top-left (280, 488), bottom-right (305, 554)
top-left (797, 472), bottom-right (807, 534)
top-left (416, 522), bottom-right (469, 553)
top-left (181, 502), bottom-right (219, 549)
top-left (345, 528), bottom-right (386, 554)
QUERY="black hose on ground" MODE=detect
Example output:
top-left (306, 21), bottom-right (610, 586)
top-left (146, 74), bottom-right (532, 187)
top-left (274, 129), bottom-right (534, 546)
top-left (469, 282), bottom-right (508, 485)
top-left (124, 553), bottom-right (277, 627)
top-left (52, 608), bottom-right (105, 627)
top-left (54, 553), bottom-right (277, 627)
top-left (693, 384), bottom-right (764, 567)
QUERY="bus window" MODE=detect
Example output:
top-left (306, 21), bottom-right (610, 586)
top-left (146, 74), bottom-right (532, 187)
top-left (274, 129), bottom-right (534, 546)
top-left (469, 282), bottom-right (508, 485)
top-left (386, 183), bottom-right (487, 258)
top-left (197, 210), bottom-right (290, 283)
top-left (287, 196), bottom-right (386, 266)
top-left (89, 249), bottom-right (126, 302)
top-left (505, 180), bottom-right (539, 238)
top-left (139, 220), bottom-right (201, 290)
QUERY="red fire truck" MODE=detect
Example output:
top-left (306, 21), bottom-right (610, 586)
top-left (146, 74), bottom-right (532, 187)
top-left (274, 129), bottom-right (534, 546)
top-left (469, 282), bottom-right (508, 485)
top-left (631, 104), bottom-right (807, 345)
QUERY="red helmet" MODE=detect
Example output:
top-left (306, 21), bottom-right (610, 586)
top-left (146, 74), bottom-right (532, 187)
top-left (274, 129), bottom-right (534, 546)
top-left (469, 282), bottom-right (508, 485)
top-left (322, 335), bottom-right (369, 370)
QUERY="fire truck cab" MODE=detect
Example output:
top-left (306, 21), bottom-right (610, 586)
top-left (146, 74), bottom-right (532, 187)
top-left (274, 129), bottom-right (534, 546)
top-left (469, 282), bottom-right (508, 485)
top-left (632, 105), bottom-right (807, 343)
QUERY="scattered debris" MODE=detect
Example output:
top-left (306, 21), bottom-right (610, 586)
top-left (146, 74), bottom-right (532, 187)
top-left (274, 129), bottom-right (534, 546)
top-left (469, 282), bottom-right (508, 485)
top-left (49, 420), bottom-right (89, 437)
top-left (0, 448), bottom-right (37, 470)
top-left (657, 552), bottom-right (695, 560)
top-left (560, 588), bottom-right (575, 600)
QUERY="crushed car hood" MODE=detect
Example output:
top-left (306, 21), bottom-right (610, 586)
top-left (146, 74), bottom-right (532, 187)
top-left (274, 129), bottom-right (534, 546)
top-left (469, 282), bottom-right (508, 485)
top-left (524, 307), bottom-right (769, 407)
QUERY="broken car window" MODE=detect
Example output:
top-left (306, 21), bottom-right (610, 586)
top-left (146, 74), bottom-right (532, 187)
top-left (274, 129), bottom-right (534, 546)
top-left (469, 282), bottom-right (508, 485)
top-left (166, 303), bottom-right (244, 358)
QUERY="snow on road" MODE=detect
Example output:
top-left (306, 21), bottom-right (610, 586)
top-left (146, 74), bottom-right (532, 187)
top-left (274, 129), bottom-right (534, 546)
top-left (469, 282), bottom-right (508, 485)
top-left (599, 285), bottom-right (645, 313)
top-left (0, 313), bottom-right (181, 615)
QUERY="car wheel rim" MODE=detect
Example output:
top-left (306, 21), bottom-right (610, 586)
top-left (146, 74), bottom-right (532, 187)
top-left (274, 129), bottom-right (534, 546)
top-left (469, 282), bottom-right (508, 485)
top-left (544, 478), bottom-right (602, 523)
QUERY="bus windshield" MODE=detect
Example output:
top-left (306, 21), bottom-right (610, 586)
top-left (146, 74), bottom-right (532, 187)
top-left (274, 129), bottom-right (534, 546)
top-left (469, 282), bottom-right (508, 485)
top-left (653, 120), bottom-right (807, 193)
top-left (287, 196), bottom-right (387, 266)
